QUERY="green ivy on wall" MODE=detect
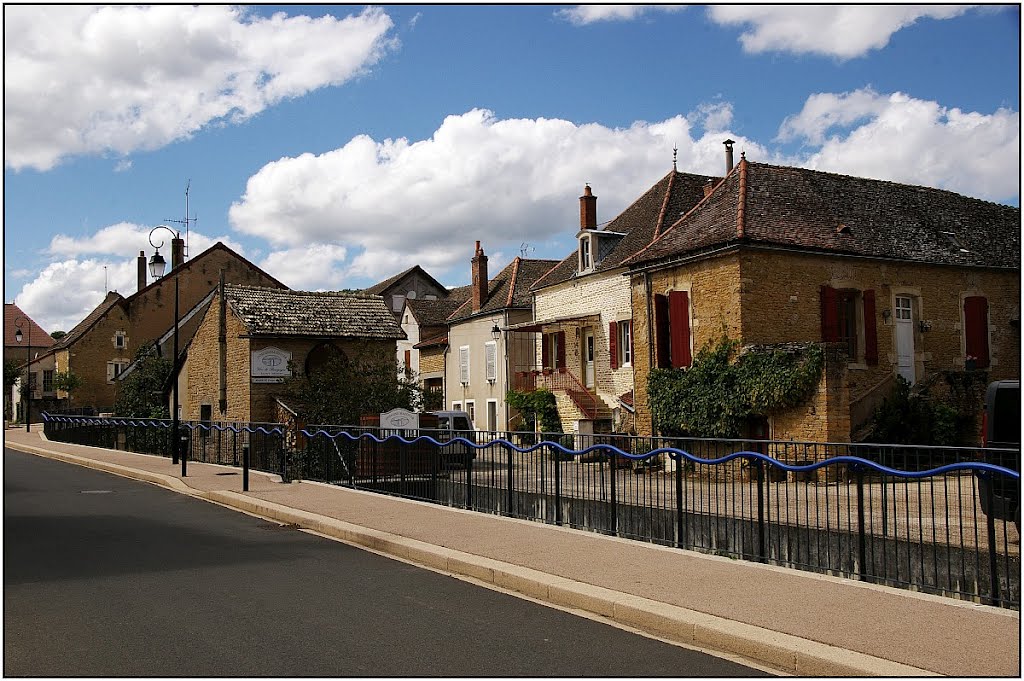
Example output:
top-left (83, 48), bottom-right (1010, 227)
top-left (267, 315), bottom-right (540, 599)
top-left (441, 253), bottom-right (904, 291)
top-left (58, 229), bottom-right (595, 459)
top-left (649, 336), bottom-right (824, 438)
top-left (506, 387), bottom-right (563, 434)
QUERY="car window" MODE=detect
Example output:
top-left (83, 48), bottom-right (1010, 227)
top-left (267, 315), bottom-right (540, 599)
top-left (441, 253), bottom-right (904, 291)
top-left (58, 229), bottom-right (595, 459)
top-left (438, 416), bottom-right (450, 429)
top-left (453, 417), bottom-right (471, 430)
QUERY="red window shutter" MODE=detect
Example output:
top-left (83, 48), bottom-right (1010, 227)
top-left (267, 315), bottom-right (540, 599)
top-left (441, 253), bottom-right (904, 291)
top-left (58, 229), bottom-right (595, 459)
top-left (628, 320), bottom-right (634, 362)
top-left (669, 290), bottom-right (692, 368)
top-left (964, 296), bottom-right (990, 368)
top-left (556, 330), bottom-right (566, 370)
top-left (404, 349), bottom-right (411, 370)
top-left (542, 333), bottom-right (551, 369)
top-left (820, 285), bottom-right (839, 342)
top-left (863, 289), bottom-right (878, 366)
top-left (609, 321), bottom-right (618, 370)
top-left (654, 294), bottom-right (670, 369)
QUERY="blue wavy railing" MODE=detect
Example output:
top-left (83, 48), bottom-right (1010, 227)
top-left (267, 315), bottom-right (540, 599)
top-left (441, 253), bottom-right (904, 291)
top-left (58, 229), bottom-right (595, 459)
top-left (41, 414), bottom-right (1019, 480)
top-left (300, 428), bottom-right (1020, 481)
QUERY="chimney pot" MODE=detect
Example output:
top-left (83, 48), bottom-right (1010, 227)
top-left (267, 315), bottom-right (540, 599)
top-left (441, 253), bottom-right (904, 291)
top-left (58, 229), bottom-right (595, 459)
top-left (703, 179), bottom-right (715, 198)
top-left (579, 184), bottom-right (597, 230)
top-left (724, 139), bottom-right (735, 174)
top-left (137, 250), bottom-right (147, 292)
top-left (171, 236), bottom-right (185, 269)
top-left (471, 242), bottom-right (489, 312)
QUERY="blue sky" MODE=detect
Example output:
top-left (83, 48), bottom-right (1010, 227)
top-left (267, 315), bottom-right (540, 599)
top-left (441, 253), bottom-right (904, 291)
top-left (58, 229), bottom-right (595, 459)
top-left (4, 4), bottom-right (1020, 333)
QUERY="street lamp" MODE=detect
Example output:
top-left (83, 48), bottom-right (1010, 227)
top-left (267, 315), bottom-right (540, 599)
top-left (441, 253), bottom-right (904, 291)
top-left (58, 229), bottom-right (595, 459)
top-left (149, 225), bottom-right (185, 477)
top-left (491, 323), bottom-right (501, 341)
top-left (14, 317), bottom-right (31, 432)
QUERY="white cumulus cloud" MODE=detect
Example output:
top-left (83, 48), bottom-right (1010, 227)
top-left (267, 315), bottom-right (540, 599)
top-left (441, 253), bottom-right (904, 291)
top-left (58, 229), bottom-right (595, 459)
top-left (4, 5), bottom-right (395, 171)
top-left (228, 108), bottom-right (764, 282)
top-left (707, 5), bottom-right (972, 58)
top-left (779, 89), bottom-right (1020, 200)
top-left (556, 5), bottom-right (685, 25)
top-left (259, 244), bottom-right (349, 290)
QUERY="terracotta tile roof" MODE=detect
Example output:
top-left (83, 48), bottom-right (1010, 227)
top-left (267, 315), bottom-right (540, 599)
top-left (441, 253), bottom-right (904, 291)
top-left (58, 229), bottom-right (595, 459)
top-left (414, 332), bottom-right (448, 350)
top-left (532, 171), bottom-right (716, 290)
top-left (4, 303), bottom-right (56, 349)
top-left (225, 285), bottom-right (405, 340)
top-left (448, 257), bottom-right (560, 323)
top-left (629, 160), bottom-right (1021, 270)
top-left (363, 265), bottom-right (448, 297)
top-left (405, 285), bottom-right (471, 326)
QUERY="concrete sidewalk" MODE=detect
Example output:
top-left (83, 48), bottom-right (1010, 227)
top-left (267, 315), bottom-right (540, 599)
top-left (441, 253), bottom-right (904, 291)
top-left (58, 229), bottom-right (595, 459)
top-left (5, 426), bottom-right (1019, 677)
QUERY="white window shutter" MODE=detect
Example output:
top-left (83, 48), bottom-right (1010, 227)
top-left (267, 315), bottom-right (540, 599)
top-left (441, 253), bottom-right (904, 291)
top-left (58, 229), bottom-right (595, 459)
top-left (459, 346), bottom-right (470, 384)
top-left (485, 342), bottom-right (497, 382)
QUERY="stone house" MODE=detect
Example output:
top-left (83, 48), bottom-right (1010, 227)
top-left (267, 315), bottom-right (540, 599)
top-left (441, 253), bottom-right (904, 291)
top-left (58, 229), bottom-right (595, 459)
top-left (4, 303), bottom-right (56, 420)
top-left (516, 171), bottom-right (714, 435)
top-left (364, 264), bottom-right (451, 318)
top-left (445, 242), bottom-right (558, 431)
top-left (624, 150), bottom-right (1021, 444)
top-left (181, 284), bottom-right (404, 423)
top-left (397, 287), bottom-right (470, 405)
top-left (36, 242), bottom-right (286, 413)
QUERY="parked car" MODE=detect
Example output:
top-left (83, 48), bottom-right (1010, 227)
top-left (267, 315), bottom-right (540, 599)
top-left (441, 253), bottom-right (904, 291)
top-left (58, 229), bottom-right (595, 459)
top-left (424, 410), bottom-right (477, 466)
top-left (977, 380), bottom-right (1020, 531)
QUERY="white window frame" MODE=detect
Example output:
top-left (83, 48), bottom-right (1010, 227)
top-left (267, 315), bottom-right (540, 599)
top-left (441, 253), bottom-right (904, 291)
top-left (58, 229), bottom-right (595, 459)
top-left (484, 340), bottom-right (497, 383)
top-left (486, 398), bottom-right (498, 433)
top-left (465, 400), bottom-right (476, 427)
top-left (618, 319), bottom-right (632, 367)
top-left (452, 401), bottom-right (463, 412)
top-left (107, 360), bottom-right (128, 383)
top-left (579, 235), bottom-right (592, 272)
top-left (459, 345), bottom-right (470, 384)
top-left (114, 331), bottom-right (127, 349)
top-left (392, 294), bottom-right (405, 312)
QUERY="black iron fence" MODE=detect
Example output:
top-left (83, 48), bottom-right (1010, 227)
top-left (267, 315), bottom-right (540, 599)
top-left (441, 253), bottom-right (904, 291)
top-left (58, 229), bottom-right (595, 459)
top-left (41, 414), bottom-right (1020, 609)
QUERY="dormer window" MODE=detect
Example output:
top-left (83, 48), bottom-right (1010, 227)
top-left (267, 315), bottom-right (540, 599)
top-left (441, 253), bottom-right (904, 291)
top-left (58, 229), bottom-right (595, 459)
top-left (579, 234), bottom-right (592, 272)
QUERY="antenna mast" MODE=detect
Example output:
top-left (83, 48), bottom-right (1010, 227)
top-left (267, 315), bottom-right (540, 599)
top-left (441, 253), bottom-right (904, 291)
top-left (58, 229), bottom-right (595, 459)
top-left (163, 180), bottom-right (197, 259)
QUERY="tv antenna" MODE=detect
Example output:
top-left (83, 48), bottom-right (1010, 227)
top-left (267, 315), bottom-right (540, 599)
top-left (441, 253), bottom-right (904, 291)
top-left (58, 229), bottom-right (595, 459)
top-left (163, 179), bottom-right (197, 259)
top-left (519, 242), bottom-right (535, 258)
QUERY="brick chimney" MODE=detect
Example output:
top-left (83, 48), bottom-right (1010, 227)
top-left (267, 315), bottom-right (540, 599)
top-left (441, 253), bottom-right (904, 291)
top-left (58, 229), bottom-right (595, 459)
top-left (171, 235), bottom-right (185, 270)
top-left (724, 139), bottom-right (735, 174)
top-left (579, 184), bottom-right (597, 230)
top-left (471, 241), bottom-right (488, 312)
top-left (137, 250), bottom-right (147, 292)
top-left (703, 179), bottom-right (715, 198)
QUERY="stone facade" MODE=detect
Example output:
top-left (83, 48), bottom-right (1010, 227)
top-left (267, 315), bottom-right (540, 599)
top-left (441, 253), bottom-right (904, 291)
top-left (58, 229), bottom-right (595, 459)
top-left (628, 246), bottom-right (1020, 443)
top-left (41, 243), bottom-right (285, 413)
top-left (183, 290), bottom-right (398, 424)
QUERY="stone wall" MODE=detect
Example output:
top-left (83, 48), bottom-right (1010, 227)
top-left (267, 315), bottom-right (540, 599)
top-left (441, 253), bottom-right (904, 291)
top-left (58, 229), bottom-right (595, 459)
top-left (65, 304), bottom-right (132, 410)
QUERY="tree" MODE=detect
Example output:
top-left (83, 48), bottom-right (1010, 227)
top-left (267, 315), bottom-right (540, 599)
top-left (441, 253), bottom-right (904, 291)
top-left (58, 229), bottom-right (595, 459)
top-left (53, 371), bottom-right (83, 409)
top-left (113, 343), bottom-right (172, 418)
top-left (284, 353), bottom-right (424, 425)
top-left (50, 330), bottom-right (67, 341)
top-left (4, 360), bottom-right (21, 421)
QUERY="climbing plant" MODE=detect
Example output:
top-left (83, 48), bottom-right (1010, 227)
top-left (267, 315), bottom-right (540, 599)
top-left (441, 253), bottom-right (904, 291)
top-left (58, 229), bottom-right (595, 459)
top-left (505, 388), bottom-right (563, 434)
top-left (648, 336), bottom-right (824, 438)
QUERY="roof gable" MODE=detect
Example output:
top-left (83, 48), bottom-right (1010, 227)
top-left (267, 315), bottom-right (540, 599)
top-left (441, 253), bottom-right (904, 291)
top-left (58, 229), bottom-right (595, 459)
top-left (363, 265), bottom-right (449, 298)
top-left (49, 291), bottom-right (127, 353)
top-left (449, 257), bottom-right (559, 323)
top-left (532, 170), bottom-right (715, 290)
top-left (4, 303), bottom-right (56, 349)
top-left (629, 160), bottom-right (1021, 270)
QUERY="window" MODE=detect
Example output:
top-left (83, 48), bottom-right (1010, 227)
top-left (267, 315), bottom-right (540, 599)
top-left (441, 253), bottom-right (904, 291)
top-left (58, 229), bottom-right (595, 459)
top-left (484, 341), bottom-right (497, 382)
top-left (392, 294), bottom-right (405, 312)
top-left (459, 345), bottom-right (470, 384)
top-left (609, 320), bottom-right (633, 369)
top-left (404, 349), bottom-right (412, 374)
top-left (820, 286), bottom-right (878, 365)
top-left (654, 292), bottom-right (691, 369)
top-left (963, 296), bottom-right (990, 368)
top-left (452, 401), bottom-right (462, 411)
top-left (424, 294), bottom-right (437, 301)
top-left (114, 332), bottom-right (126, 349)
top-left (42, 370), bottom-right (54, 393)
top-left (895, 296), bottom-right (912, 321)
top-left (465, 400), bottom-right (476, 426)
top-left (107, 361), bottom-right (129, 382)
top-left (486, 399), bottom-right (498, 432)
top-left (542, 331), bottom-right (565, 370)
top-left (579, 235), bottom-right (592, 272)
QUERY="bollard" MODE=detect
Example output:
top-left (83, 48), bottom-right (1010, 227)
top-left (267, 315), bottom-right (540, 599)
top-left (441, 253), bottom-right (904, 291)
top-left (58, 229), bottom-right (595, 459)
top-left (242, 443), bottom-right (250, 492)
top-left (180, 432), bottom-right (189, 477)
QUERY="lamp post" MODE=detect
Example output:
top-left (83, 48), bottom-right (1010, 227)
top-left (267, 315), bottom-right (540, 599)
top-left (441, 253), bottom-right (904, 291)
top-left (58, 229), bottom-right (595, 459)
top-left (14, 317), bottom-right (31, 432)
top-left (149, 225), bottom-right (184, 477)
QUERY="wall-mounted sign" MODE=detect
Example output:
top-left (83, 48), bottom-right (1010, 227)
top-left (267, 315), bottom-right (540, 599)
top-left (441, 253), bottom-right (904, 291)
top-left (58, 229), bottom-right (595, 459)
top-left (251, 346), bottom-right (292, 381)
top-left (380, 407), bottom-right (419, 430)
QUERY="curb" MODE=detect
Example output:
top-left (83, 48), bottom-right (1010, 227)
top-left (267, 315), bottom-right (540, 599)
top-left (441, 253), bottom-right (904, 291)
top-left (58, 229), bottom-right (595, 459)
top-left (6, 442), bottom-right (939, 676)
top-left (207, 490), bottom-right (936, 677)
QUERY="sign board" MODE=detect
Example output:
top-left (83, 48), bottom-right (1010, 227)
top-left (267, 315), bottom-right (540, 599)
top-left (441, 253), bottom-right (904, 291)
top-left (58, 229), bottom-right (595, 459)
top-left (380, 408), bottom-right (419, 430)
top-left (251, 346), bottom-right (292, 381)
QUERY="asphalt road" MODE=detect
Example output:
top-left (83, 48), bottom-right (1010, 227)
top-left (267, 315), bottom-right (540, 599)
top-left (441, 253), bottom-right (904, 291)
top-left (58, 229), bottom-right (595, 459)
top-left (4, 449), bottom-right (769, 677)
